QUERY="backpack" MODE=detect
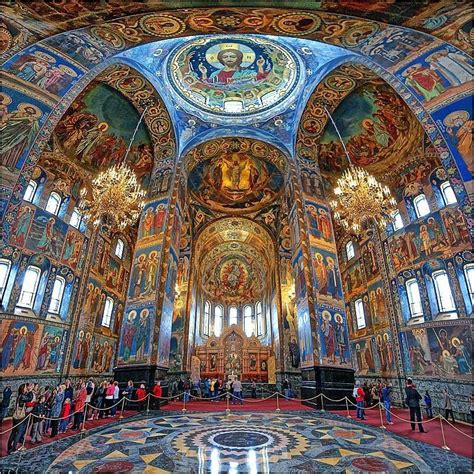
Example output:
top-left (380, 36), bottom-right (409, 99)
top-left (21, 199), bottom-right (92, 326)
top-left (86, 384), bottom-right (94, 395)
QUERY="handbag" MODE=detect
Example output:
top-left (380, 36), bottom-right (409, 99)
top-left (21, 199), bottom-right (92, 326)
top-left (13, 402), bottom-right (26, 420)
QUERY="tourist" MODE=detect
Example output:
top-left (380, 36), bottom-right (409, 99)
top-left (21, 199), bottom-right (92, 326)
top-left (111, 381), bottom-right (120, 416)
top-left (183, 378), bottom-right (191, 403)
top-left (218, 379), bottom-right (224, 400)
top-left (232, 377), bottom-right (243, 405)
top-left (355, 382), bottom-right (366, 420)
top-left (251, 379), bottom-right (257, 399)
top-left (0, 384), bottom-right (12, 423)
top-left (64, 380), bottom-right (74, 426)
top-left (371, 385), bottom-right (379, 407)
top-left (72, 381), bottom-right (87, 429)
top-left (59, 398), bottom-right (71, 433)
top-left (43, 388), bottom-right (55, 435)
top-left (424, 390), bottom-right (433, 418)
top-left (210, 379), bottom-right (217, 401)
top-left (136, 384), bottom-right (147, 411)
top-left (203, 378), bottom-right (210, 398)
top-left (50, 384), bottom-right (65, 438)
top-left (105, 380), bottom-right (115, 416)
top-left (405, 379), bottom-right (425, 433)
top-left (123, 380), bottom-right (135, 409)
top-left (381, 383), bottom-right (393, 425)
top-left (283, 378), bottom-right (290, 399)
top-left (152, 381), bottom-right (162, 409)
top-left (31, 394), bottom-right (46, 443)
top-left (443, 388), bottom-right (455, 423)
top-left (177, 378), bottom-right (184, 399)
top-left (7, 384), bottom-right (32, 454)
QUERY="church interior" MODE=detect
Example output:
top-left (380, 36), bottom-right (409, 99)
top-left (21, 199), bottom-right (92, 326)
top-left (0, 1), bottom-right (473, 472)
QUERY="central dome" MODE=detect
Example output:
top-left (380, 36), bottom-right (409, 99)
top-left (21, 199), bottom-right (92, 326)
top-left (167, 35), bottom-right (301, 118)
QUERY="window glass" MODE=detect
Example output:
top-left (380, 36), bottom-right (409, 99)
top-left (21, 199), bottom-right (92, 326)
top-left (102, 296), bottom-right (114, 327)
top-left (203, 301), bottom-right (210, 335)
top-left (18, 266), bottom-right (41, 308)
top-left (464, 264), bottom-right (474, 305)
top-left (115, 238), bottom-right (124, 259)
top-left (48, 276), bottom-right (65, 313)
top-left (355, 298), bottom-right (366, 329)
top-left (392, 211), bottom-right (404, 231)
top-left (229, 306), bottom-right (238, 326)
top-left (413, 194), bottom-right (430, 218)
top-left (214, 305), bottom-right (223, 337)
top-left (432, 270), bottom-right (456, 312)
top-left (70, 208), bottom-right (82, 228)
top-left (346, 240), bottom-right (355, 261)
top-left (256, 301), bottom-right (264, 335)
top-left (45, 192), bottom-right (61, 215)
top-left (440, 181), bottom-right (457, 205)
top-left (406, 278), bottom-right (423, 317)
top-left (0, 259), bottom-right (12, 300)
top-left (24, 181), bottom-right (37, 202)
top-left (244, 305), bottom-right (254, 337)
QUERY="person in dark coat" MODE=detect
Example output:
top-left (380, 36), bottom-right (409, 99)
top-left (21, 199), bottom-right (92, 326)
top-left (405, 379), bottom-right (425, 433)
top-left (0, 385), bottom-right (12, 423)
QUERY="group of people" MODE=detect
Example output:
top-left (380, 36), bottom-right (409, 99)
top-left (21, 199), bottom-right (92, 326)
top-left (1, 378), bottom-right (162, 455)
top-left (353, 378), bottom-right (462, 432)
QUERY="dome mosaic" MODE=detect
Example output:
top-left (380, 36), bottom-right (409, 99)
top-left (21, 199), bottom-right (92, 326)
top-left (167, 35), bottom-right (301, 118)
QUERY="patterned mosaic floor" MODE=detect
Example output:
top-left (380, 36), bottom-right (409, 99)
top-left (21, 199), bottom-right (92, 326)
top-left (1, 412), bottom-right (471, 473)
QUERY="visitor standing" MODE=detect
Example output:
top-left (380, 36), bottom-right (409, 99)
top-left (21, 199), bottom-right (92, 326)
top-left (152, 381), bottom-right (162, 409)
top-left (405, 379), bottom-right (425, 433)
top-left (136, 384), bottom-right (147, 411)
top-left (50, 384), bottom-right (65, 438)
top-left (105, 380), bottom-right (115, 416)
top-left (123, 380), bottom-right (135, 409)
top-left (111, 381), bottom-right (120, 416)
top-left (72, 381), bottom-right (87, 429)
top-left (251, 379), bottom-right (257, 399)
top-left (470, 392), bottom-right (474, 425)
top-left (443, 388), bottom-right (455, 423)
top-left (59, 398), bottom-right (71, 433)
top-left (283, 378), bottom-right (290, 399)
top-left (381, 383), bottom-right (393, 425)
top-left (0, 385), bottom-right (12, 423)
top-left (355, 382), bottom-right (366, 420)
top-left (31, 394), bottom-right (46, 443)
top-left (7, 384), bottom-right (31, 454)
top-left (232, 377), bottom-right (243, 405)
top-left (424, 390), bottom-right (433, 418)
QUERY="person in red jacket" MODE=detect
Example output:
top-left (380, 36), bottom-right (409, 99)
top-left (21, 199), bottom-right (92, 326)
top-left (355, 382), bottom-right (366, 420)
top-left (136, 384), bottom-right (147, 411)
top-left (72, 382), bottom-right (87, 429)
top-left (152, 381), bottom-right (162, 410)
top-left (59, 398), bottom-right (71, 433)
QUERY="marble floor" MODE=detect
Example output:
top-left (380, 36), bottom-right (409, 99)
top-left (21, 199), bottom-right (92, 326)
top-left (0, 411), bottom-right (471, 473)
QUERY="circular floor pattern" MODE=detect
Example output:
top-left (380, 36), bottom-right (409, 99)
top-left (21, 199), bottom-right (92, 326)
top-left (45, 412), bottom-right (469, 473)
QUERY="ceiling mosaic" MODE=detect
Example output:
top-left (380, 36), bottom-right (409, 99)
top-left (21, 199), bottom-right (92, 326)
top-left (167, 35), bottom-right (301, 118)
top-left (185, 137), bottom-right (287, 214)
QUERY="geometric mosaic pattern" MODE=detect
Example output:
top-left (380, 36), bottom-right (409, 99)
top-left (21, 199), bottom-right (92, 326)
top-left (38, 412), bottom-right (472, 473)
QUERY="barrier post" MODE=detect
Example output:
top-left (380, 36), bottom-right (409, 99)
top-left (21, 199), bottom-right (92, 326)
top-left (146, 394), bottom-right (151, 416)
top-left (226, 393), bottom-right (230, 416)
top-left (182, 393), bottom-right (187, 414)
top-left (439, 415), bottom-right (450, 451)
top-left (320, 393), bottom-right (325, 412)
top-left (81, 403), bottom-right (88, 432)
top-left (119, 398), bottom-right (125, 420)
top-left (345, 397), bottom-right (351, 418)
top-left (276, 392), bottom-right (280, 413)
top-left (18, 414), bottom-right (32, 451)
top-left (378, 402), bottom-right (386, 429)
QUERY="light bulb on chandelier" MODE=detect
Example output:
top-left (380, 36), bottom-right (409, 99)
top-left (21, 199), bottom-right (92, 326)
top-left (324, 106), bottom-right (397, 234)
top-left (79, 107), bottom-right (148, 231)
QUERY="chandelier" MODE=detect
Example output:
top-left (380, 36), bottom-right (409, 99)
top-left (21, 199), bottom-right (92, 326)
top-left (79, 108), bottom-right (147, 231)
top-left (324, 107), bottom-right (397, 233)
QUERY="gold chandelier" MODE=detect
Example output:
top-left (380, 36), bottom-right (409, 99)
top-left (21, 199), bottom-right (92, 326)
top-left (79, 108), bottom-right (147, 231)
top-left (324, 107), bottom-right (397, 233)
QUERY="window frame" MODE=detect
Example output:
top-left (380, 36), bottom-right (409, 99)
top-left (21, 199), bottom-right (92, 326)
top-left (345, 240), bottom-right (355, 261)
top-left (203, 300), bottom-right (210, 336)
top-left (0, 259), bottom-right (12, 301)
top-left (405, 278), bottom-right (423, 318)
top-left (440, 181), bottom-right (457, 206)
top-left (432, 270), bottom-right (456, 313)
top-left (214, 305), bottom-right (223, 337)
top-left (243, 304), bottom-right (254, 337)
top-left (354, 298), bottom-right (366, 329)
top-left (18, 265), bottom-right (41, 309)
top-left (115, 238), bottom-right (125, 259)
top-left (48, 275), bottom-right (66, 314)
top-left (413, 194), bottom-right (430, 218)
top-left (392, 210), bottom-right (404, 231)
top-left (101, 296), bottom-right (114, 328)
top-left (256, 301), bottom-right (264, 336)
top-left (24, 180), bottom-right (37, 202)
top-left (229, 305), bottom-right (238, 326)
top-left (70, 207), bottom-right (82, 229)
top-left (45, 191), bottom-right (62, 215)
top-left (464, 263), bottom-right (474, 305)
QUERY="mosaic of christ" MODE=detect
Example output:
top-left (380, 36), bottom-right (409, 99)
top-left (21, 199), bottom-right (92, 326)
top-left (188, 151), bottom-right (284, 213)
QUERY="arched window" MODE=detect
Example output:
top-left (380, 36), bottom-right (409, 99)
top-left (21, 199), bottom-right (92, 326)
top-left (345, 240), bottom-right (355, 261)
top-left (24, 180), bottom-right (37, 202)
top-left (70, 208), bottom-right (82, 229)
top-left (432, 270), bottom-right (456, 313)
top-left (203, 301), bottom-right (210, 336)
top-left (0, 259), bottom-right (12, 301)
top-left (229, 306), bottom-right (238, 326)
top-left (440, 181), bottom-right (457, 205)
top-left (214, 305), bottom-right (223, 337)
top-left (115, 238), bottom-right (125, 259)
top-left (354, 298), bottom-right (366, 329)
top-left (45, 192), bottom-right (61, 215)
top-left (48, 276), bottom-right (65, 314)
top-left (405, 278), bottom-right (423, 318)
top-left (413, 194), bottom-right (430, 218)
top-left (244, 305), bottom-right (254, 337)
top-left (102, 296), bottom-right (114, 327)
top-left (256, 301), bottom-right (264, 335)
top-left (464, 263), bottom-right (474, 305)
top-left (392, 210), bottom-right (404, 231)
top-left (18, 266), bottom-right (41, 308)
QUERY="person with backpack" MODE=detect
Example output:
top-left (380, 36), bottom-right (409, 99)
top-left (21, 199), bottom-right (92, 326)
top-left (381, 383), bottom-right (393, 425)
top-left (424, 390), bottom-right (433, 418)
top-left (405, 379), bottom-right (425, 433)
top-left (85, 379), bottom-right (95, 419)
top-left (7, 384), bottom-right (32, 454)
